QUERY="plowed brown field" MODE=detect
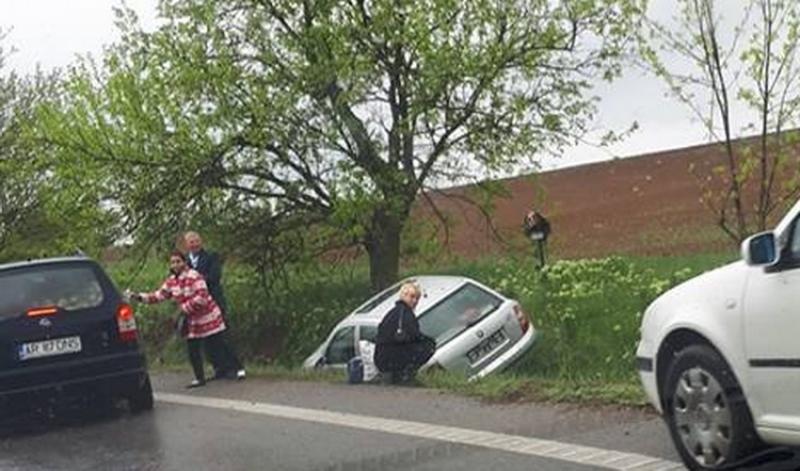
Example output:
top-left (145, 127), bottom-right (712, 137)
top-left (413, 137), bottom-right (798, 260)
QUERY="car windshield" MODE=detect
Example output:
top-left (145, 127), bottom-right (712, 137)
top-left (0, 265), bottom-right (105, 320)
top-left (419, 283), bottom-right (502, 346)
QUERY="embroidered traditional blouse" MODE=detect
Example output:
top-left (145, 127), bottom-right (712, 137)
top-left (141, 268), bottom-right (225, 339)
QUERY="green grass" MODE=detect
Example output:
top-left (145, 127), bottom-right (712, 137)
top-left (149, 361), bottom-right (650, 407)
top-left (417, 370), bottom-right (651, 406)
top-left (109, 251), bottom-right (733, 406)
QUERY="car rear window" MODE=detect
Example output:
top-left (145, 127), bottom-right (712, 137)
top-left (418, 283), bottom-right (503, 346)
top-left (0, 265), bottom-right (105, 320)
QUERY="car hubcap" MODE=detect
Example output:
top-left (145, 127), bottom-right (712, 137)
top-left (672, 367), bottom-right (732, 467)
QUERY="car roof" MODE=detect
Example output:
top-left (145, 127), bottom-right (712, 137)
top-left (347, 275), bottom-right (485, 322)
top-left (0, 256), bottom-right (94, 272)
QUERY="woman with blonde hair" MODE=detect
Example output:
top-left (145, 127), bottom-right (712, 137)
top-left (374, 282), bottom-right (436, 384)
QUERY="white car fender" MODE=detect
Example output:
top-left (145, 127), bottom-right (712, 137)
top-left (654, 318), bottom-right (752, 398)
top-left (645, 262), bottom-right (754, 409)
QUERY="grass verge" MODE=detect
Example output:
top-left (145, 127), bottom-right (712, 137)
top-left (131, 250), bottom-right (734, 408)
top-left (149, 360), bottom-right (650, 408)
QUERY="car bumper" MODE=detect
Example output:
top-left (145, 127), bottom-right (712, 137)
top-left (469, 326), bottom-right (538, 381)
top-left (636, 340), bottom-right (661, 414)
top-left (0, 351), bottom-right (147, 398)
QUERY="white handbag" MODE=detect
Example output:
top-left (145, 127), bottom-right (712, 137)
top-left (358, 340), bottom-right (379, 382)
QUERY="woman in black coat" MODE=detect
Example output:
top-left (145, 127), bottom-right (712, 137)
top-left (374, 283), bottom-right (436, 383)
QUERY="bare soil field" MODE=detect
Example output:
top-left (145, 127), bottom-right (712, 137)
top-left (413, 138), bottom-right (797, 260)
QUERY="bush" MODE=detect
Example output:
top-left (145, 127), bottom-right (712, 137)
top-left (518, 257), bottom-right (694, 380)
top-left (108, 258), bottom-right (373, 366)
top-left (409, 254), bottom-right (709, 381)
top-left (108, 253), bottom-right (726, 382)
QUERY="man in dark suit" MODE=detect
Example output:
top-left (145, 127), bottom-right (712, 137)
top-left (184, 231), bottom-right (245, 380)
top-left (184, 231), bottom-right (228, 314)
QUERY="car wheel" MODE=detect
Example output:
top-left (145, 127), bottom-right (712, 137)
top-left (128, 375), bottom-right (154, 413)
top-left (663, 344), bottom-right (762, 470)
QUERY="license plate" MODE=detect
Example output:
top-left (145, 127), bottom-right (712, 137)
top-left (467, 329), bottom-right (506, 364)
top-left (18, 336), bottom-right (82, 361)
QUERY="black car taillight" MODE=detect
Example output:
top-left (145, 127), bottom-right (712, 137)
top-left (116, 303), bottom-right (138, 342)
top-left (513, 304), bottom-right (530, 333)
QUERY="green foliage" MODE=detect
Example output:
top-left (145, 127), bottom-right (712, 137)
top-left (118, 251), bottom-right (728, 393)
top-left (414, 253), bottom-right (721, 381)
top-left (109, 256), bottom-right (374, 365)
top-left (524, 257), bottom-right (695, 380)
top-left (38, 0), bottom-right (645, 288)
top-left (225, 262), bottom-right (374, 364)
top-left (0, 36), bottom-right (36, 255)
top-left (0, 32), bottom-right (116, 262)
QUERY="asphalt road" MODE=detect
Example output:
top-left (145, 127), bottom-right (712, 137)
top-left (0, 373), bottom-right (798, 470)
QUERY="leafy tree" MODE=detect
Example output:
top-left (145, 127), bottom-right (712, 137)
top-left (0, 34), bottom-right (40, 255)
top-left (42, 0), bottom-right (644, 289)
top-left (641, 0), bottom-right (800, 242)
top-left (0, 32), bottom-right (117, 261)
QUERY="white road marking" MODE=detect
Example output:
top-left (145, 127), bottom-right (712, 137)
top-left (155, 392), bottom-right (684, 471)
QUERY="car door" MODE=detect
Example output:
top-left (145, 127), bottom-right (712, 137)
top-left (357, 324), bottom-right (377, 344)
top-left (743, 215), bottom-right (800, 430)
top-left (323, 326), bottom-right (356, 370)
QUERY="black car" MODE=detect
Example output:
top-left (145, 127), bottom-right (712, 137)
top-left (0, 256), bottom-right (152, 416)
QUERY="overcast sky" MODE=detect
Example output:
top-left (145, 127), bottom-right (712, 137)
top-left (2, 0), bottom-right (757, 171)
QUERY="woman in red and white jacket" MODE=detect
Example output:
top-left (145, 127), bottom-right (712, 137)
top-left (132, 250), bottom-right (242, 388)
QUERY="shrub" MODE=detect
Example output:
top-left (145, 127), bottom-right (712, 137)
top-left (506, 257), bottom-right (695, 380)
top-left (108, 253), bottom-right (723, 382)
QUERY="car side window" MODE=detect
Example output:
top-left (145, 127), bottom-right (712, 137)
top-left (359, 325), bottom-right (378, 343)
top-left (325, 326), bottom-right (355, 364)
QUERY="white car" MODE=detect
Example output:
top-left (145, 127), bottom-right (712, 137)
top-left (303, 276), bottom-right (537, 381)
top-left (637, 198), bottom-right (800, 470)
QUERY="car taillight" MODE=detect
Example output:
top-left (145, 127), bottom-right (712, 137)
top-left (513, 304), bottom-right (530, 332)
top-left (27, 306), bottom-right (58, 317)
top-left (117, 303), bottom-right (138, 342)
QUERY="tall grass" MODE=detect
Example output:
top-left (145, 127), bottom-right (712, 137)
top-left (411, 253), bottom-right (734, 382)
top-left (106, 251), bottom-right (732, 385)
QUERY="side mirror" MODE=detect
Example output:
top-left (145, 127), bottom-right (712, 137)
top-left (741, 232), bottom-right (779, 267)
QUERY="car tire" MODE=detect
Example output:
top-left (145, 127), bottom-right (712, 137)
top-left (663, 344), bottom-right (762, 470)
top-left (128, 375), bottom-right (154, 413)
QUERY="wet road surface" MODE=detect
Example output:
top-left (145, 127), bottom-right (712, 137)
top-left (0, 373), bottom-right (797, 470)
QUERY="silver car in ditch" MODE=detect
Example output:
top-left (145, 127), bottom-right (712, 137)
top-left (302, 276), bottom-right (537, 380)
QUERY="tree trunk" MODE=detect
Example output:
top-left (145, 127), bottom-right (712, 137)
top-left (364, 208), bottom-right (404, 291)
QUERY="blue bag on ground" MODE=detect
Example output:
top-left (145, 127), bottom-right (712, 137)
top-left (347, 356), bottom-right (364, 384)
